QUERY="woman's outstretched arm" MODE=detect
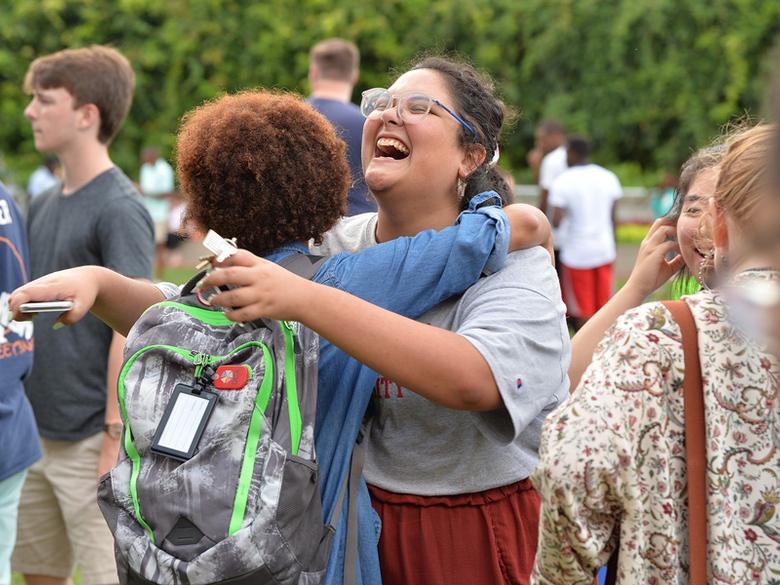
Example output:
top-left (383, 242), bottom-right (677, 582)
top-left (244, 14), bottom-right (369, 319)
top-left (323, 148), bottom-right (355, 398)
top-left (9, 266), bottom-right (165, 336)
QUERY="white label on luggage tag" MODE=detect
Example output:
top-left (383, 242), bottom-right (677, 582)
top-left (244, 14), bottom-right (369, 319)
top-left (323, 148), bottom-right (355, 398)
top-left (150, 384), bottom-right (218, 461)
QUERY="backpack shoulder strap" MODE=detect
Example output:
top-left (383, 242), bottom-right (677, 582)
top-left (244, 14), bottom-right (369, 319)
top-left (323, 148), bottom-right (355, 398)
top-left (328, 440), bottom-right (363, 585)
top-left (181, 253), bottom-right (327, 297)
top-left (181, 269), bottom-right (209, 296)
top-left (280, 251), bottom-right (362, 585)
top-left (662, 300), bottom-right (707, 585)
top-left (278, 253), bottom-right (329, 280)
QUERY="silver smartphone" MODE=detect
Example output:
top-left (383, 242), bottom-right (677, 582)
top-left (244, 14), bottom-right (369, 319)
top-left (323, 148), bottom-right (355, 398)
top-left (19, 301), bottom-right (74, 313)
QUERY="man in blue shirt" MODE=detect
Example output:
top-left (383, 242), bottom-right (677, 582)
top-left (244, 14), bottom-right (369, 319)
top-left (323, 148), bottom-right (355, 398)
top-left (307, 38), bottom-right (376, 216)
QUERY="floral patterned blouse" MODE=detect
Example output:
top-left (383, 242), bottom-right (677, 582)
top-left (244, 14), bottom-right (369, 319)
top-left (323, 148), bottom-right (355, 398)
top-left (530, 269), bottom-right (780, 585)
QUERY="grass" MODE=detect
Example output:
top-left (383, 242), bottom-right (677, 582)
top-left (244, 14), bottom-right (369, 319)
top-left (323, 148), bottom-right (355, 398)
top-left (616, 222), bottom-right (651, 244)
top-left (161, 265), bottom-right (201, 286)
top-left (12, 570), bottom-right (81, 585)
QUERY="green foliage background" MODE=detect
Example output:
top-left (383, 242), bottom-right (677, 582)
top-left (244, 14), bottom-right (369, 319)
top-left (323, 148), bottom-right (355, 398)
top-left (1, 0), bottom-right (779, 188)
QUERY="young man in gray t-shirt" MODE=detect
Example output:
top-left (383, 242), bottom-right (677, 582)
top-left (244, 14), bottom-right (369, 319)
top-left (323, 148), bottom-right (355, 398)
top-left (13, 46), bottom-right (153, 585)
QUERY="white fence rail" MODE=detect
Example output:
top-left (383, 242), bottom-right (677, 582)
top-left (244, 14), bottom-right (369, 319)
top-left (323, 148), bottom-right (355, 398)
top-left (514, 185), bottom-right (659, 224)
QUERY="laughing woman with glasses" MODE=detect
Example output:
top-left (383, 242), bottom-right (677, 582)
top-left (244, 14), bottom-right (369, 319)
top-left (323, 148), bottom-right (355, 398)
top-left (311, 55), bottom-right (571, 585)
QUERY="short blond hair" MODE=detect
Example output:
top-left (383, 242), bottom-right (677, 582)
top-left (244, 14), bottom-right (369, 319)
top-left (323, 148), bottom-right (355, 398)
top-left (714, 124), bottom-right (776, 234)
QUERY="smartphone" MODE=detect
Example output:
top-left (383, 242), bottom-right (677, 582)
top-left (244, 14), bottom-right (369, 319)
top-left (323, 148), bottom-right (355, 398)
top-left (19, 301), bottom-right (74, 313)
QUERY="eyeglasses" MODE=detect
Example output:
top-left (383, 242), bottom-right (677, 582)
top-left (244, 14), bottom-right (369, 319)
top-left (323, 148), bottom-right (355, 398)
top-left (360, 88), bottom-right (477, 142)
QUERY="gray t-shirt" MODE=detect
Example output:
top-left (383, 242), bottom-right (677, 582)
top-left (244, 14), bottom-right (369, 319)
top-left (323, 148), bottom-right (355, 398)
top-left (312, 213), bottom-right (571, 495)
top-left (26, 167), bottom-right (154, 441)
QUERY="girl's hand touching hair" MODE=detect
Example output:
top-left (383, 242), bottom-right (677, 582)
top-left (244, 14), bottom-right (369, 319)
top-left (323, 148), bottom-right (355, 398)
top-left (623, 218), bottom-right (686, 300)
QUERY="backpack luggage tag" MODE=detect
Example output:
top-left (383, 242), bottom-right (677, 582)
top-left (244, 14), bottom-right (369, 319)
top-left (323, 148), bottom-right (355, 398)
top-left (149, 360), bottom-right (219, 462)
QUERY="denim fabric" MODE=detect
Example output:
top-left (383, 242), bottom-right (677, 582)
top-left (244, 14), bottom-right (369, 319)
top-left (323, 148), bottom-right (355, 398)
top-left (263, 192), bottom-right (508, 585)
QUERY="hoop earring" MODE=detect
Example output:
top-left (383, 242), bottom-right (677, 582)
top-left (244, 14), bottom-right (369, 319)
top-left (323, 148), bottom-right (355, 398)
top-left (457, 176), bottom-right (466, 201)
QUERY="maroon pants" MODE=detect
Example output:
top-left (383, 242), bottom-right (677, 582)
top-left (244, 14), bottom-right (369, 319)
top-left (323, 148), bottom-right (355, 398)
top-left (368, 479), bottom-right (541, 585)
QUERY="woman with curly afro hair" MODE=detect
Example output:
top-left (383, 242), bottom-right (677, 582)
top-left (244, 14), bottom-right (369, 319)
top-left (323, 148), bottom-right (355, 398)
top-left (176, 90), bottom-right (349, 254)
top-left (9, 87), bottom-right (551, 585)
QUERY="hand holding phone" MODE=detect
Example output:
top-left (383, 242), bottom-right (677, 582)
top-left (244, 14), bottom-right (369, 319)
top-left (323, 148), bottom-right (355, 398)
top-left (19, 301), bottom-right (74, 313)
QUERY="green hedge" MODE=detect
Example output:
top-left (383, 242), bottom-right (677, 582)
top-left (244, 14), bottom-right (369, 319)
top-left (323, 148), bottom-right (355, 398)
top-left (616, 223), bottom-right (652, 244)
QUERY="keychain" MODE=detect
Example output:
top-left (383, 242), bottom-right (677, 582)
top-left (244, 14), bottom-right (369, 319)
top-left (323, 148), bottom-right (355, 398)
top-left (195, 230), bottom-right (239, 270)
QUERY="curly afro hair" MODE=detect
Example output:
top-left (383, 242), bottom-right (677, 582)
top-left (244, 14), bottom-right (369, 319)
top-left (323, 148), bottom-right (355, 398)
top-left (176, 89), bottom-right (349, 254)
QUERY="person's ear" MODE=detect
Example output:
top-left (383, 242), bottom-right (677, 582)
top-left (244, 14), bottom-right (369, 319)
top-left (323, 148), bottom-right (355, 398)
top-left (458, 144), bottom-right (486, 180)
top-left (350, 69), bottom-right (359, 87)
top-left (709, 197), bottom-right (728, 249)
top-left (308, 64), bottom-right (319, 87)
top-left (77, 103), bottom-right (100, 132)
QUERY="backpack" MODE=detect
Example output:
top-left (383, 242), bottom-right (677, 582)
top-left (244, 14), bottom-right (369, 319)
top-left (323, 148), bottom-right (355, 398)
top-left (98, 255), bottom-right (356, 585)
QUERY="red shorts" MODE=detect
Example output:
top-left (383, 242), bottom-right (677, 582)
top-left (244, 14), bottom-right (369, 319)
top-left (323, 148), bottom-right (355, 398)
top-left (560, 261), bottom-right (615, 318)
top-left (368, 479), bottom-right (540, 585)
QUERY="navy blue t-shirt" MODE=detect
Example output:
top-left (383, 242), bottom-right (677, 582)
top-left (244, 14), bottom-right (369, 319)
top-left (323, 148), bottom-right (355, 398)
top-left (307, 97), bottom-right (377, 216)
top-left (0, 183), bottom-right (41, 481)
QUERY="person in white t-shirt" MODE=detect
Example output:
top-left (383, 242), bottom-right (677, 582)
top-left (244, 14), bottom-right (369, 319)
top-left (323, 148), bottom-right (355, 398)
top-left (549, 135), bottom-right (622, 330)
top-left (535, 119), bottom-right (568, 270)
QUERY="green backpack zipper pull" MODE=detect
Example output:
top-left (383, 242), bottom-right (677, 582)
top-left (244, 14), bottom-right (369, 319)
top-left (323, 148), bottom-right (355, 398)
top-left (190, 351), bottom-right (213, 393)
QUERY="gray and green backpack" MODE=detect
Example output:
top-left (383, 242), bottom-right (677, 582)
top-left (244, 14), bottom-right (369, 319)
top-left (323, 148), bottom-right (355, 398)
top-left (98, 257), bottom-right (355, 585)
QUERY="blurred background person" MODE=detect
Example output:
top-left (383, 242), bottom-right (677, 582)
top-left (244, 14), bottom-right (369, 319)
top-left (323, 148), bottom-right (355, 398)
top-left (650, 172), bottom-right (677, 219)
top-left (535, 118), bottom-right (568, 272)
top-left (164, 188), bottom-right (188, 270)
top-left (526, 145), bottom-right (543, 185)
top-left (496, 165), bottom-right (517, 202)
top-left (26, 155), bottom-right (60, 199)
top-left (307, 38), bottom-right (376, 216)
top-left (13, 45), bottom-right (154, 585)
top-left (139, 145), bottom-right (175, 280)
top-left (550, 135), bottom-right (622, 331)
top-left (0, 180), bottom-right (38, 585)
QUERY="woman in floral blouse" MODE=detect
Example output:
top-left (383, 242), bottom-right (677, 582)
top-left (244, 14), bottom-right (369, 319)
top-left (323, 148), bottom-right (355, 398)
top-left (531, 124), bottom-right (780, 584)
